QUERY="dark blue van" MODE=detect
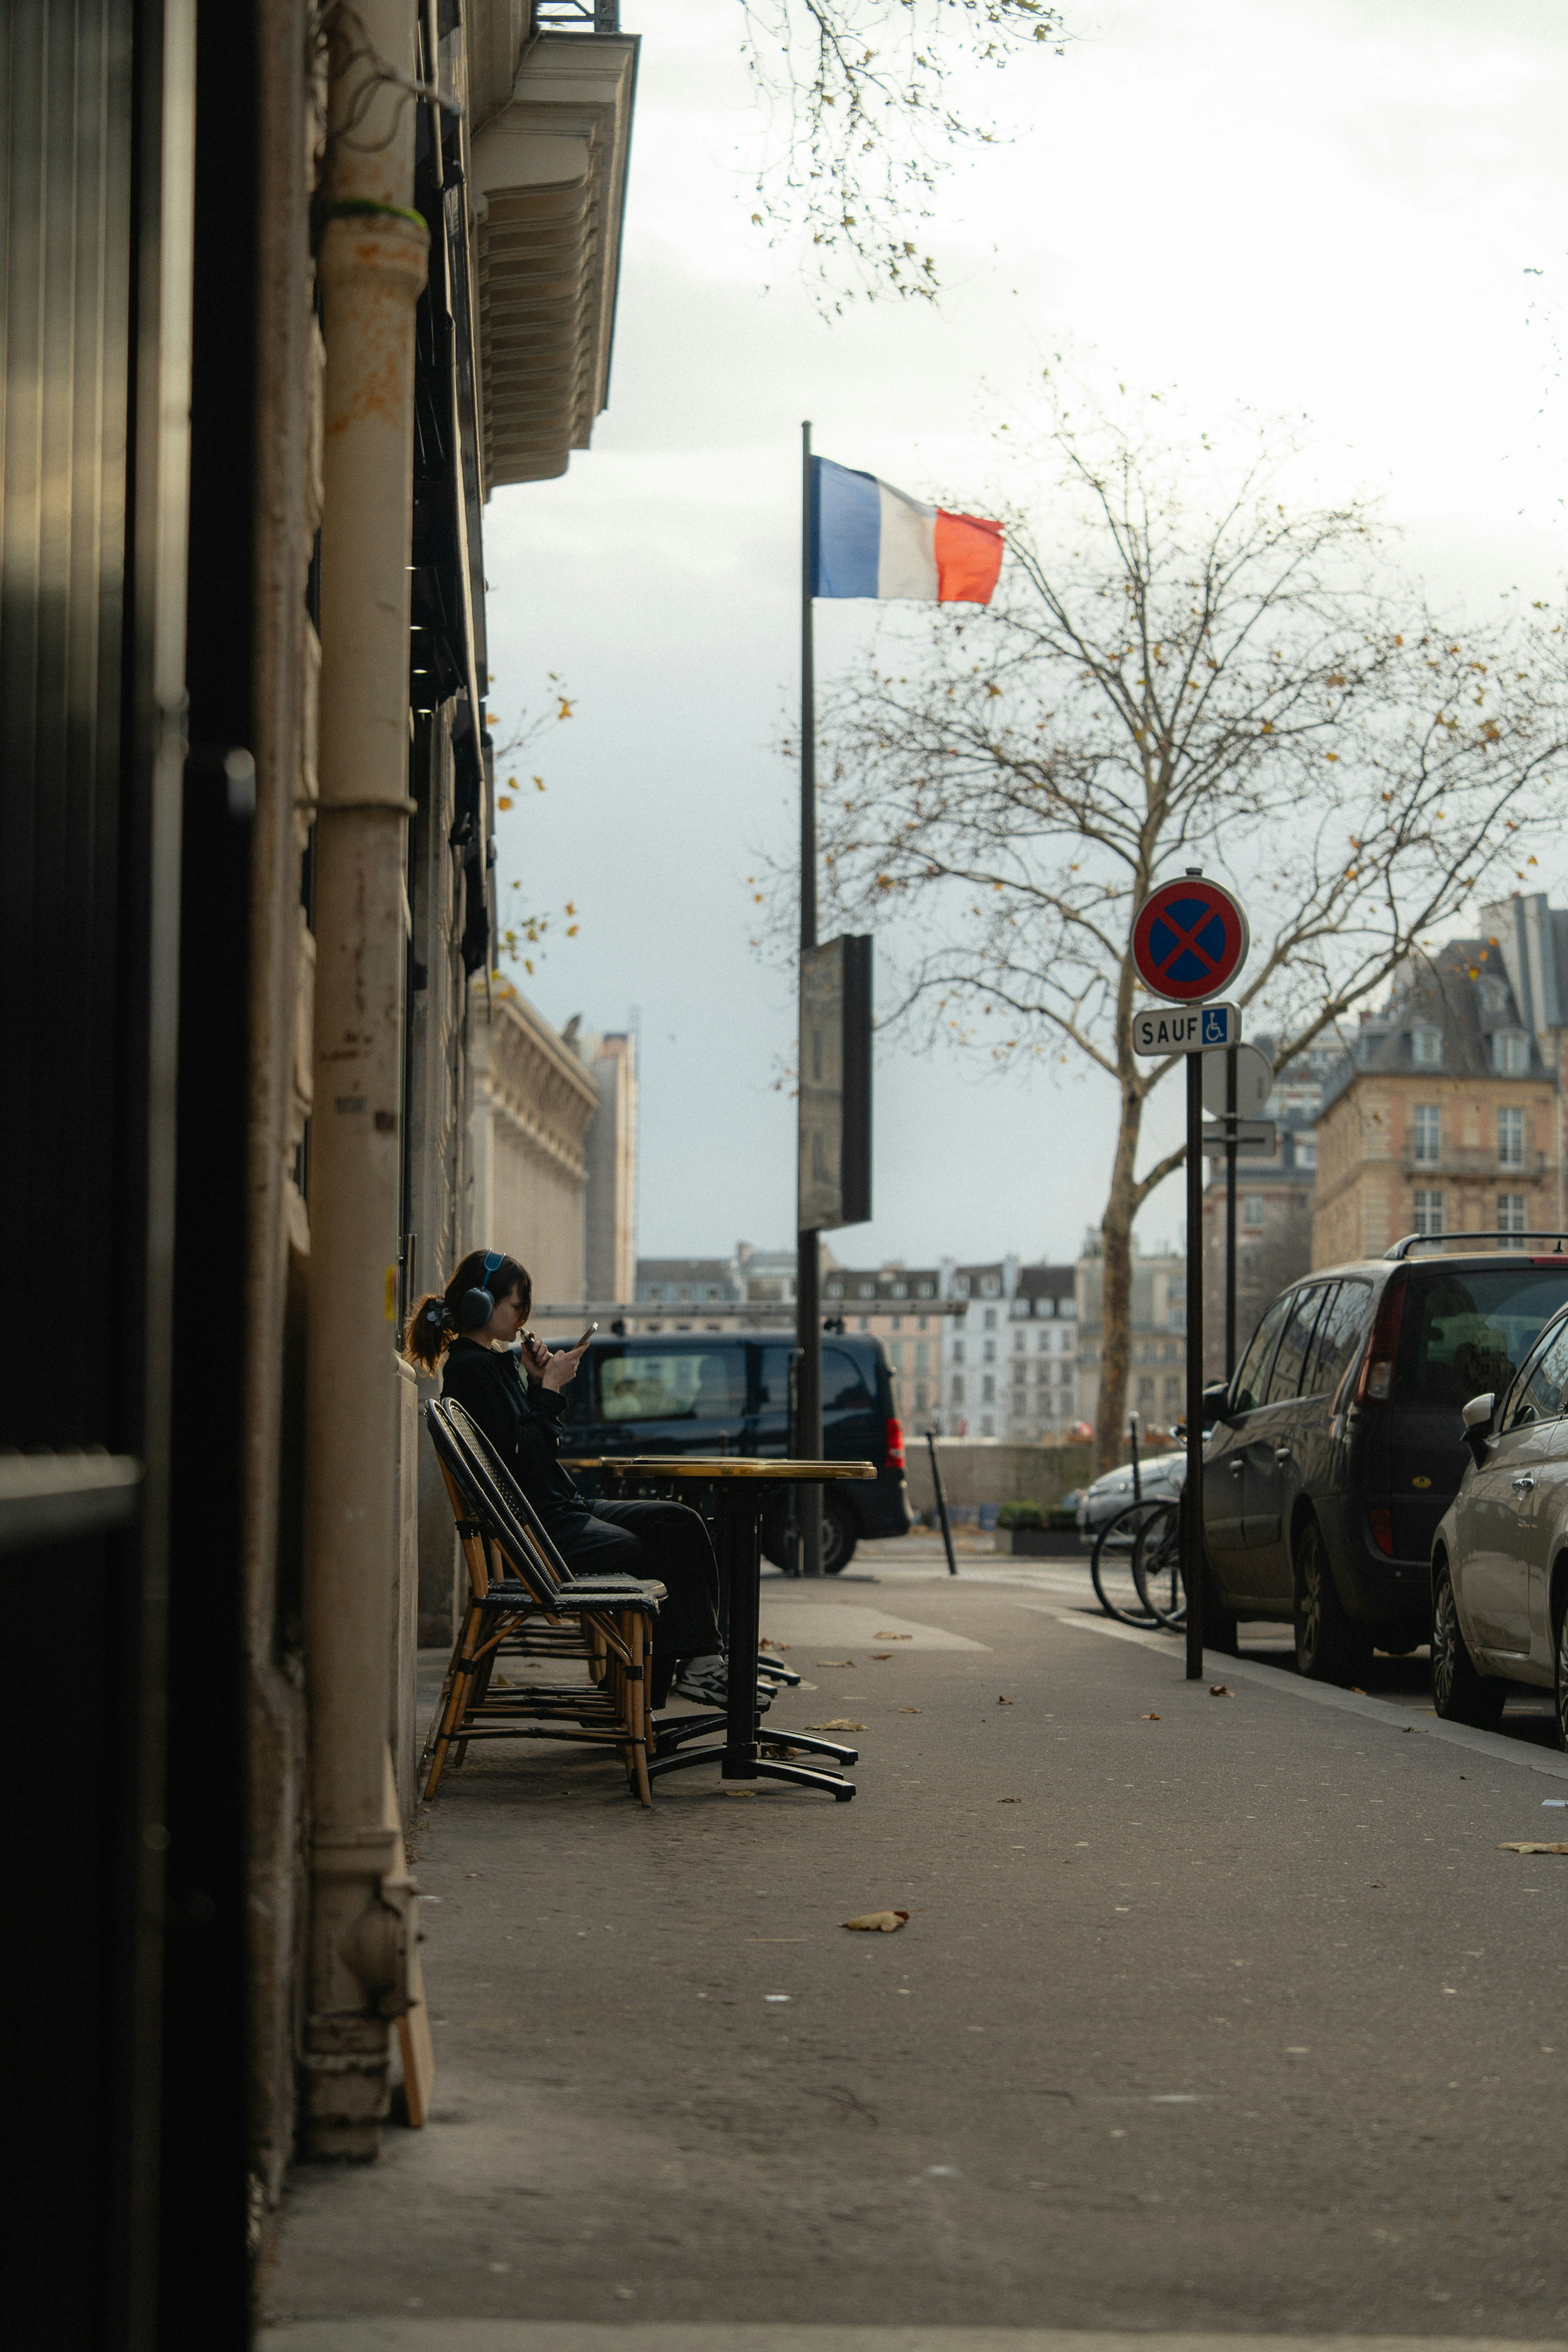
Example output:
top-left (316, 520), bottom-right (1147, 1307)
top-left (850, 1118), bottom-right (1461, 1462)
top-left (551, 1329), bottom-right (912, 1572)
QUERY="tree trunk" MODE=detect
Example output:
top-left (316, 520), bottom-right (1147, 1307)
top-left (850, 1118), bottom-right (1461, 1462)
top-left (1095, 1080), bottom-right (1146, 1474)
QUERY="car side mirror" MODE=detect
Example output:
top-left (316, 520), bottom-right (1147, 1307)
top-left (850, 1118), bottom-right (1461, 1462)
top-left (1201, 1380), bottom-right (1232, 1424)
top-left (1461, 1390), bottom-right (1495, 1467)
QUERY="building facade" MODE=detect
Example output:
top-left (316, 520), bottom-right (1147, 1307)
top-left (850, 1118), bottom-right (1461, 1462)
top-left (1312, 941), bottom-right (1557, 1266)
top-left (1075, 1245), bottom-right (1188, 1441)
top-left (1, 0), bottom-right (639, 2327)
top-left (1198, 1032), bottom-right (1344, 1376)
top-left (1004, 1263), bottom-right (1083, 1440)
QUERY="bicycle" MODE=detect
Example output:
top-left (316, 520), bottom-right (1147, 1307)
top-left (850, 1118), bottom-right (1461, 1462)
top-left (1091, 1496), bottom-right (1181, 1628)
top-left (1131, 1498), bottom-right (1186, 1630)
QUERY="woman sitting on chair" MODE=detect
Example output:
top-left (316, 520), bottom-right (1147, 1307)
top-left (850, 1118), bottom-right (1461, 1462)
top-left (404, 1248), bottom-right (751, 1711)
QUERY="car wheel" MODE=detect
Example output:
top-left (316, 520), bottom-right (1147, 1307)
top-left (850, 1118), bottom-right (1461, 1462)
top-left (1431, 1557), bottom-right (1506, 1731)
top-left (822, 1493), bottom-right (857, 1574)
top-left (1294, 1518), bottom-right (1372, 1685)
top-left (1553, 1586), bottom-right (1568, 1755)
top-left (762, 1493), bottom-right (857, 1573)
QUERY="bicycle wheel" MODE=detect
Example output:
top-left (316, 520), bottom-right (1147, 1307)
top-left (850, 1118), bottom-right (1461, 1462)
top-left (1131, 1500), bottom-right (1185, 1630)
top-left (1091, 1500), bottom-right (1166, 1627)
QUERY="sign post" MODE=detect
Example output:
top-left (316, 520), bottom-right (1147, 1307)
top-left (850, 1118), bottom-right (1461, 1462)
top-left (1129, 869), bottom-right (1250, 1681)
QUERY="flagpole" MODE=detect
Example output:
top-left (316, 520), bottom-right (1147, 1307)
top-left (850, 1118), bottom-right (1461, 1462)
top-left (796, 420), bottom-right (824, 1575)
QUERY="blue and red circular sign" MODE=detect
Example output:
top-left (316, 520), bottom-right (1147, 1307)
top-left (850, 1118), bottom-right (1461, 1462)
top-left (1131, 876), bottom-right (1249, 1003)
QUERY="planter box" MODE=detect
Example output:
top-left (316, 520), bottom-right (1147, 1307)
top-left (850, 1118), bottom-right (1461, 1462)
top-left (1007, 1527), bottom-right (1083, 1557)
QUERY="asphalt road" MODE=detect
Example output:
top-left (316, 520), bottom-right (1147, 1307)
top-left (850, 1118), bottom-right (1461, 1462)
top-left (263, 1571), bottom-right (1568, 2348)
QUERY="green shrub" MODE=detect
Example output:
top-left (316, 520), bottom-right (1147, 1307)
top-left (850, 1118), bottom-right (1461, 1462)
top-left (1047, 1504), bottom-right (1078, 1530)
top-left (998, 1499), bottom-right (1045, 1529)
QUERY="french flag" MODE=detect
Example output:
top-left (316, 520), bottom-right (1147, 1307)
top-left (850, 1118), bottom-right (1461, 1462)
top-left (809, 456), bottom-right (1004, 604)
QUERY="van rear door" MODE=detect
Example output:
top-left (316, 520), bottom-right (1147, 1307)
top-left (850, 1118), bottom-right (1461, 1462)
top-left (1389, 1261), bottom-right (1568, 1561)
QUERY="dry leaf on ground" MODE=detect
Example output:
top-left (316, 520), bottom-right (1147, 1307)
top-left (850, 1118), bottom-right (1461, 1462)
top-left (999, 1797), bottom-right (1021, 1803)
top-left (1209, 1684), bottom-right (1233, 1697)
top-left (1141, 1711), bottom-right (1161, 1721)
top-left (872, 1652), bottom-right (893, 1659)
top-left (842, 1909), bottom-right (909, 1932)
top-left (759, 1638), bottom-right (791, 1652)
top-left (805, 1718), bottom-right (866, 1732)
top-left (875, 1632), bottom-right (913, 1640)
top-left (897, 1706), bottom-right (921, 1714)
top-left (1497, 1841), bottom-right (1568, 1855)
top-left (997, 1696), bottom-right (1014, 1704)
top-left (816, 1659), bottom-right (855, 1668)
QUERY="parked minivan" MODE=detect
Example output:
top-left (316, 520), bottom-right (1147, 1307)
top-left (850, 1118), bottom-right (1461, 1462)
top-left (551, 1329), bottom-right (912, 1571)
top-left (1203, 1236), bottom-right (1568, 1682)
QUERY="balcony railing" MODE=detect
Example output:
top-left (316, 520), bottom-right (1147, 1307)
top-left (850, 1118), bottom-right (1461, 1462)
top-left (531, 0), bottom-right (619, 31)
top-left (1401, 1143), bottom-right (1547, 1180)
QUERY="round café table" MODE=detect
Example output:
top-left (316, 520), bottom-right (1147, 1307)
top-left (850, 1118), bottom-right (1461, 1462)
top-left (574, 1457), bottom-right (874, 1802)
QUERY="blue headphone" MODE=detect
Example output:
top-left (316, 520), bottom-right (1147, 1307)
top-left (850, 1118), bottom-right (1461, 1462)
top-left (425, 1250), bottom-right (508, 1335)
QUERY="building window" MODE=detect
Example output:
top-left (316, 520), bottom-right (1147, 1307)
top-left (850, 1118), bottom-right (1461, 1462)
top-left (889, 1342), bottom-right (903, 1370)
top-left (857, 1316), bottom-right (869, 1332)
top-left (982, 1374), bottom-right (995, 1403)
top-left (953, 1339), bottom-right (964, 1365)
top-left (1412, 1104), bottom-right (1441, 1167)
top-left (918, 1282), bottom-right (934, 1298)
top-left (982, 1306), bottom-right (997, 1330)
top-left (982, 1339), bottom-right (996, 1363)
top-left (825, 1280), bottom-right (843, 1298)
top-left (951, 1375), bottom-right (965, 1404)
top-left (1013, 1361), bottom-right (1026, 1387)
top-left (1498, 1106), bottom-right (1526, 1170)
top-left (1410, 1023), bottom-right (1442, 1067)
top-left (916, 1316), bottom-right (928, 1333)
top-left (1295, 1136), bottom-right (1317, 1170)
top-left (980, 1414), bottom-right (995, 1436)
top-left (1242, 1193), bottom-right (1265, 1229)
top-left (889, 1315), bottom-right (902, 1332)
top-left (1138, 1376), bottom-right (1155, 1405)
top-left (1013, 1330), bottom-right (1026, 1352)
top-left (1493, 1030), bottom-right (1529, 1077)
top-left (953, 1276), bottom-right (970, 1297)
top-left (892, 1281), bottom-right (907, 1297)
top-left (1412, 1187), bottom-right (1443, 1236)
top-left (1498, 1192), bottom-right (1526, 1241)
top-left (915, 1341), bottom-right (930, 1372)
top-left (982, 1275), bottom-right (1000, 1296)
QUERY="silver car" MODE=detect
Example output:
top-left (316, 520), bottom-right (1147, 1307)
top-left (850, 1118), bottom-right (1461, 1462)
top-left (1430, 1306), bottom-right (1568, 1747)
top-left (1076, 1449), bottom-right (1185, 1540)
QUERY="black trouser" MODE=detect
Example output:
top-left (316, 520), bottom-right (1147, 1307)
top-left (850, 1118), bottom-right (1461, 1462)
top-left (544, 1498), bottom-right (722, 1663)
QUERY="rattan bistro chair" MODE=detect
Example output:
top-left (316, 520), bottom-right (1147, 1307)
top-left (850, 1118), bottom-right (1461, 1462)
top-left (422, 1399), bottom-right (666, 1807)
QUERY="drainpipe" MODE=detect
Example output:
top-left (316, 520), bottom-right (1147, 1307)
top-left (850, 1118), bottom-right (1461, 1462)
top-left (300, 0), bottom-right (428, 2158)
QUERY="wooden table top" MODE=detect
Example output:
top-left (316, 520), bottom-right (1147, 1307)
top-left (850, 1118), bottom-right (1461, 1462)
top-left (561, 1456), bottom-right (875, 1482)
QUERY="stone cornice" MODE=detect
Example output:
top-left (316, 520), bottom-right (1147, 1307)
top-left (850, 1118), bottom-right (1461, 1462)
top-left (472, 980), bottom-right (597, 1182)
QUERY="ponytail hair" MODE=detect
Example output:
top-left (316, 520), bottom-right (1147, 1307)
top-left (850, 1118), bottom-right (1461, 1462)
top-left (403, 1248), bottom-right (532, 1373)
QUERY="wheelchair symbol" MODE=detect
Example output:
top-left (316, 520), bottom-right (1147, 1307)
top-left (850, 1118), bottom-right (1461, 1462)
top-left (1202, 1008), bottom-right (1227, 1046)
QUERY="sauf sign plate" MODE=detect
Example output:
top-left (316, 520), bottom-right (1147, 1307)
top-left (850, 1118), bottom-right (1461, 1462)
top-left (1131, 1001), bottom-right (1239, 1056)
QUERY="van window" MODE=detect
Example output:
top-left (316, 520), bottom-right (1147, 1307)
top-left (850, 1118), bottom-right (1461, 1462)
top-left (1263, 1288), bottom-right (1327, 1403)
top-left (1230, 1295), bottom-right (1293, 1415)
top-left (823, 1345), bottom-right (873, 1412)
top-left (1504, 1319), bottom-right (1568, 1430)
top-left (1392, 1265), bottom-right (1568, 1410)
top-left (1301, 1280), bottom-right (1372, 1399)
top-left (595, 1348), bottom-right (744, 1422)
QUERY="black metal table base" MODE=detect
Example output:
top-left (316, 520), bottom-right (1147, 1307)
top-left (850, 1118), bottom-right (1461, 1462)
top-left (629, 1479), bottom-right (855, 1801)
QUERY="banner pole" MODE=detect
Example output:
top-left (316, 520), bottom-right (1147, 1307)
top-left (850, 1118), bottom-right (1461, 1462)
top-left (797, 422), bottom-right (823, 1575)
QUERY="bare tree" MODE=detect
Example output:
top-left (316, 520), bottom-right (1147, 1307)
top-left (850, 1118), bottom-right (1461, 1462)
top-left (799, 390), bottom-right (1568, 1467)
top-left (738, 0), bottom-right (1066, 304)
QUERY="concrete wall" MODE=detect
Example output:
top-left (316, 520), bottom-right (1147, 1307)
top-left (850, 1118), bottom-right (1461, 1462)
top-left (904, 1440), bottom-right (1094, 1515)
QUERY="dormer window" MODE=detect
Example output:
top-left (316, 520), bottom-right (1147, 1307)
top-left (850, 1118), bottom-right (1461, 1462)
top-left (1477, 975), bottom-right (1508, 1020)
top-left (1410, 1023), bottom-right (1442, 1068)
top-left (1493, 1029), bottom-right (1528, 1077)
top-left (981, 1275), bottom-right (1001, 1297)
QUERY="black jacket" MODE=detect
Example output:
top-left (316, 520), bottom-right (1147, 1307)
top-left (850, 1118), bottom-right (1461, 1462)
top-left (440, 1338), bottom-right (582, 1521)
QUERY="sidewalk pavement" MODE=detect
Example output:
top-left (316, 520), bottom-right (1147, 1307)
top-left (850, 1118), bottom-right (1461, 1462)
top-left (261, 1573), bottom-right (1568, 2351)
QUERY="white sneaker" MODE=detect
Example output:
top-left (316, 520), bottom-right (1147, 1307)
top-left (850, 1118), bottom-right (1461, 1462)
top-left (673, 1656), bottom-right (773, 1711)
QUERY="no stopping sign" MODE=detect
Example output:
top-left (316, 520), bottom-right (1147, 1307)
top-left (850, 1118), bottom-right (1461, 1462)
top-left (1131, 876), bottom-right (1250, 1004)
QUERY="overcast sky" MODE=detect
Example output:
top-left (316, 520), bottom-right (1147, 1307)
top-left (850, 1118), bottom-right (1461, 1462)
top-left (483, 0), bottom-right (1568, 1276)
